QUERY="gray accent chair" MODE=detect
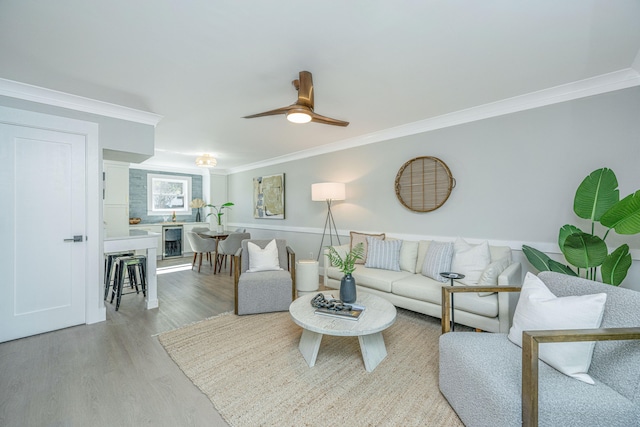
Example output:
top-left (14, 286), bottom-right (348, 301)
top-left (439, 272), bottom-right (640, 426)
top-left (233, 239), bottom-right (296, 315)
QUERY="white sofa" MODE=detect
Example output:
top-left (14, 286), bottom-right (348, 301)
top-left (323, 239), bottom-right (522, 333)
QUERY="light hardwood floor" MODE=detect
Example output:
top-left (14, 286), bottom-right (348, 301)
top-left (0, 256), bottom-right (264, 427)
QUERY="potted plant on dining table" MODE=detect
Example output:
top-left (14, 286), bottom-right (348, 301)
top-left (206, 202), bottom-right (234, 232)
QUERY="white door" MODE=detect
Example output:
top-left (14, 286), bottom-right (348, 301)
top-left (0, 123), bottom-right (86, 342)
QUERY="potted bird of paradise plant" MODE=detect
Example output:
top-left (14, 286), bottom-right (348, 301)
top-left (206, 202), bottom-right (234, 232)
top-left (522, 167), bottom-right (640, 286)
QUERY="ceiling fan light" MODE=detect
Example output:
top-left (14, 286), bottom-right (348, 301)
top-left (195, 154), bottom-right (217, 168)
top-left (286, 110), bottom-right (312, 124)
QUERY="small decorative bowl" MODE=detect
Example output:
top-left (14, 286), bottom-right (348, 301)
top-left (129, 218), bottom-right (141, 224)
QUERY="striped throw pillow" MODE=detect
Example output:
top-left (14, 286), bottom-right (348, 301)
top-left (364, 237), bottom-right (402, 271)
top-left (421, 241), bottom-right (454, 282)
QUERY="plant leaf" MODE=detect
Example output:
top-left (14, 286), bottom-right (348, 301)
top-left (599, 191), bottom-right (640, 235)
top-left (600, 244), bottom-right (632, 286)
top-left (522, 245), bottom-right (552, 272)
top-left (558, 224), bottom-right (582, 250)
top-left (561, 232), bottom-right (608, 269)
top-left (573, 168), bottom-right (619, 221)
top-left (328, 243), bottom-right (363, 275)
top-left (548, 259), bottom-right (578, 276)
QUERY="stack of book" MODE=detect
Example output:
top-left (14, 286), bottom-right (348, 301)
top-left (314, 294), bottom-right (365, 321)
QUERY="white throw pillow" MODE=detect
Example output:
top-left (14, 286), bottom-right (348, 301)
top-left (399, 240), bottom-right (419, 273)
top-left (365, 237), bottom-right (401, 271)
top-left (507, 273), bottom-right (607, 384)
top-left (450, 238), bottom-right (491, 285)
top-left (476, 256), bottom-right (511, 296)
top-left (420, 241), bottom-right (454, 283)
top-left (247, 239), bottom-right (283, 272)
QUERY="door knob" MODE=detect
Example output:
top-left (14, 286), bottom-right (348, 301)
top-left (64, 235), bottom-right (84, 242)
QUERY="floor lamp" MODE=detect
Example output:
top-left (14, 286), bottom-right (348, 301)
top-left (312, 182), bottom-right (346, 261)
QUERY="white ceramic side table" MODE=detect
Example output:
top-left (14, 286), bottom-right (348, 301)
top-left (296, 260), bottom-right (319, 297)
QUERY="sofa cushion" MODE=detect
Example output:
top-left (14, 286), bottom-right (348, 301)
top-left (350, 231), bottom-right (385, 264)
top-left (421, 241), bottom-right (453, 282)
top-left (327, 265), bottom-right (411, 293)
top-left (392, 275), bottom-right (499, 317)
top-left (365, 237), bottom-right (401, 271)
top-left (475, 256), bottom-right (511, 296)
top-left (353, 266), bottom-right (412, 293)
top-left (415, 240), bottom-right (431, 273)
top-left (489, 245), bottom-right (512, 262)
top-left (399, 240), bottom-right (419, 273)
top-left (508, 273), bottom-right (607, 384)
top-left (451, 238), bottom-right (491, 285)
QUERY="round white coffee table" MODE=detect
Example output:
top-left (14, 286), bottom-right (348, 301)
top-left (289, 292), bottom-right (397, 372)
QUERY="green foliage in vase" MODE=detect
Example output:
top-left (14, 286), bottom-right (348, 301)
top-left (522, 168), bottom-right (640, 286)
top-left (205, 202), bottom-right (234, 225)
top-left (327, 243), bottom-right (364, 276)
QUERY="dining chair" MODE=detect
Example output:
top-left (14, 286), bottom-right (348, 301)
top-left (215, 232), bottom-right (251, 275)
top-left (186, 232), bottom-right (218, 273)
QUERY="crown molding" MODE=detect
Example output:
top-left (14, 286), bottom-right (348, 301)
top-left (229, 68), bottom-right (640, 174)
top-left (0, 78), bottom-right (163, 126)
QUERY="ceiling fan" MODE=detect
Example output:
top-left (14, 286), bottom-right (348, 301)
top-left (243, 70), bottom-right (349, 127)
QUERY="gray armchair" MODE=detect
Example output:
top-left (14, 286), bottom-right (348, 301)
top-left (233, 239), bottom-right (296, 315)
top-left (439, 272), bottom-right (640, 426)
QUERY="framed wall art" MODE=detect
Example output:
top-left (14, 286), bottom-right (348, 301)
top-left (253, 173), bottom-right (285, 219)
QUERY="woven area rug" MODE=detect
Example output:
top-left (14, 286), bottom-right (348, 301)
top-left (158, 309), bottom-right (463, 427)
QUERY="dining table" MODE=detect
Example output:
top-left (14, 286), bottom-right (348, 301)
top-left (197, 230), bottom-right (230, 274)
top-left (198, 230), bottom-right (229, 240)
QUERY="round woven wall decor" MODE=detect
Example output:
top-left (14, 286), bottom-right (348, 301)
top-left (395, 156), bottom-right (455, 212)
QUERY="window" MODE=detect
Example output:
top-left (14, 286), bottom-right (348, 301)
top-left (147, 174), bottom-right (192, 215)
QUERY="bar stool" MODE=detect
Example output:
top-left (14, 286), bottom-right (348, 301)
top-left (104, 251), bottom-right (134, 301)
top-left (109, 255), bottom-right (147, 311)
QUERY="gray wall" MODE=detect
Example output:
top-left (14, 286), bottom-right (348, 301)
top-left (227, 87), bottom-right (640, 289)
top-left (129, 169), bottom-right (203, 223)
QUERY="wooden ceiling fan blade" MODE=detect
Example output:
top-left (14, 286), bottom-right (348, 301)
top-left (295, 71), bottom-right (314, 109)
top-left (243, 105), bottom-right (294, 119)
top-left (310, 112), bottom-right (349, 127)
top-left (244, 71), bottom-right (348, 126)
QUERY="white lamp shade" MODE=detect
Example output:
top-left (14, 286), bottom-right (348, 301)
top-left (311, 182), bottom-right (345, 201)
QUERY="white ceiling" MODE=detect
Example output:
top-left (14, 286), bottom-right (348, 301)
top-left (1, 1), bottom-right (639, 172)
